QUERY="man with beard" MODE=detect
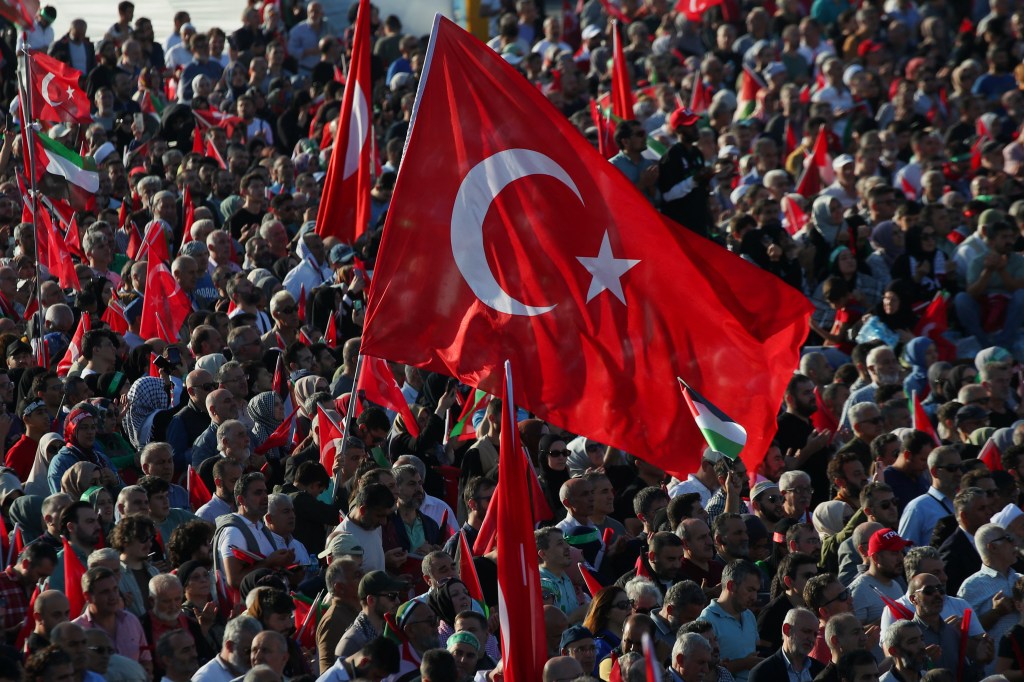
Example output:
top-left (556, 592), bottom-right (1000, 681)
top-left (47, 502), bottom-right (101, 593)
top-left (383, 465), bottom-right (441, 580)
top-left (827, 452), bottom-right (868, 509)
top-left (898, 446), bottom-right (961, 547)
top-left (749, 608), bottom-right (824, 682)
top-left (705, 458), bottom-right (749, 525)
top-left (193, 615), bottom-right (262, 681)
top-left (699, 560), bottom-right (764, 682)
top-left (850, 529), bottom-right (912, 626)
top-left (679, 518), bottom-right (725, 587)
top-left (681, 619), bottom-right (731, 682)
top-left (658, 108), bottom-right (713, 237)
top-left (757, 552), bottom-right (818, 652)
top-left (908, 572), bottom-right (994, 675)
top-left (955, 220), bottom-right (1024, 349)
top-left (841, 346), bottom-right (903, 429)
top-left (750, 481), bottom-right (785, 533)
top-left (141, 574), bottom-right (213, 680)
top-left (880, 621), bottom-right (928, 682)
top-left (882, 430), bottom-right (936, 514)
top-left (777, 374), bottom-right (833, 506)
top-left (712, 513), bottom-right (750, 565)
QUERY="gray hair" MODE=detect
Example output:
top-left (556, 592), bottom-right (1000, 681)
top-left (116, 485), bottom-right (146, 509)
top-left (393, 455), bottom-right (425, 481)
top-left (269, 290), bottom-right (294, 314)
top-left (882, 620), bottom-right (920, 656)
top-left (618, 651), bottom-right (647, 682)
top-left (224, 614), bottom-right (262, 644)
top-left (784, 606), bottom-right (817, 628)
top-left (217, 360), bottom-right (243, 383)
top-left (904, 546), bottom-right (942, 583)
top-left (137, 175), bottom-right (162, 196)
top-left (87, 547), bottom-right (120, 566)
top-left (325, 556), bottom-right (360, 588)
top-left (976, 522), bottom-right (1009, 561)
top-left (242, 664), bottom-right (279, 682)
top-left (849, 401), bottom-right (881, 425)
top-left (267, 492), bottom-right (292, 516)
top-left (140, 441), bottom-right (173, 464)
top-left (664, 579), bottom-right (706, 610)
top-left (763, 169), bottom-right (789, 187)
top-left (624, 577), bottom-right (663, 608)
top-left (82, 230), bottom-right (106, 254)
top-left (156, 629), bottom-right (190, 662)
top-left (955, 487), bottom-right (987, 515)
top-left (926, 445), bottom-right (959, 469)
top-left (672, 632), bottom-right (711, 663)
top-left (824, 612), bottom-right (861, 652)
top-left (866, 346), bottom-right (894, 368)
top-left (779, 470), bottom-right (810, 491)
top-left (149, 573), bottom-right (182, 597)
top-left (722, 559), bottom-right (759, 588)
top-left (217, 419), bottom-right (245, 448)
top-left (44, 303), bottom-right (73, 326)
top-left (392, 464), bottom-right (419, 486)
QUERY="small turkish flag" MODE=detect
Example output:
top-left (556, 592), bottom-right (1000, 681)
top-left (355, 355), bottom-right (420, 438)
top-left (316, 0), bottom-right (372, 243)
top-left (57, 313), bottom-right (90, 377)
top-left (139, 233), bottom-right (192, 343)
top-left (796, 125), bottom-right (833, 198)
top-left (28, 51), bottom-right (91, 123)
top-left (362, 17), bottom-right (810, 478)
top-left (317, 405), bottom-right (345, 474)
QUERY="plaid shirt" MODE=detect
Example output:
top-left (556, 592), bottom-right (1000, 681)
top-left (704, 488), bottom-right (749, 528)
top-left (0, 565), bottom-right (31, 631)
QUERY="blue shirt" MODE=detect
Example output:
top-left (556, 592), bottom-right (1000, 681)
top-left (959, 564), bottom-right (1020, 674)
top-left (898, 487), bottom-right (953, 547)
top-left (699, 601), bottom-right (758, 682)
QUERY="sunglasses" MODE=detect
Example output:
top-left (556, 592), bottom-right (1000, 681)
top-left (914, 585), bottom-right (946, 597)
top-left (875, 500), bottom-right (895, 510)
top-left (200, 382), bottom-right (218, 391)
top-left (762, 494), bottom-right (783, 504)
top-left (822, 588), bottom-right (850, 606)
top-left (545, 450), bottom-right (569, 458)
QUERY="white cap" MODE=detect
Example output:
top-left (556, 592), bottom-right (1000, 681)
top-left (992, 503), bottom-right (1024, 528)
top-left (93, 142), bottom-right (116, 165)
top-left (832, 154), bottom-right (855, 172)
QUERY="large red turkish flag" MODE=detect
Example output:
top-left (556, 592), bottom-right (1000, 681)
top-left (316, 0), bottom-right (372, 243)
top-left (362, 17), bottom-right (810, 477)
top-left (610, 21), bottom-right (633, 121)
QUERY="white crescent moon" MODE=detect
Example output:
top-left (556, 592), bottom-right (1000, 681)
top-left (342, 83), bottom-right (369, 180)
top-left (40, 73), bottom-right (60, 107)
top-left (451, 149), bottom-right (581, 316)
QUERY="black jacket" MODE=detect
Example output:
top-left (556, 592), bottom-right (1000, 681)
top-left (939, 527), bottom-right (981, 595)
top-left (749, 648), bottom-right (825, 682)
top-left (49, 34), bottom-right (96, 74)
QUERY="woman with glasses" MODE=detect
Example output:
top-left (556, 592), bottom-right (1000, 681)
top-left (582, 586), bottom-right (632, 665)
top-left (538, 433), bottom-right (572, 523)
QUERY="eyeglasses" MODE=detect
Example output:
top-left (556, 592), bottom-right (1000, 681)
top-left (277, 306), bottom-right (297, 314)
top-left (374, 592), bottom-right (400, 601)
top-left (200, 382), bottom-right (217, 391)
top-left (545, 450), bottom-right (569, 458)
top-left (784, 487), bottom-right (814, 495)
top-left (859, 416), bottom-right (884, 425)
top-left (914, 585), bottom-right (946, 596)
top-left (612, 600), bottom-right (631, 610)
top-left (89, 646), bottom-right (115, 655)
top-left (935, 464), bottom-right (962, 473)
top-left (822, 588), bottom-right (850, 606)
top-left (569, 644), bottom-right (597, 654)
top-left (875, 500), bottom-right (895, 511)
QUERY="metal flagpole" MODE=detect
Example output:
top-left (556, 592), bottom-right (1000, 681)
top-left (17, 43), bottom-right (45, 359)
top-left (332, 352), bottom-right (365, 493)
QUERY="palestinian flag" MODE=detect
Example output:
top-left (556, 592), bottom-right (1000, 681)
top-left (32, 129), bottom-right (99, 211)
top-left (735, 66), bottom-right (765, 120)
top-left (449, 389), bottom-right (490, 441)
top-left (678, 379), bottom-right (746, 460)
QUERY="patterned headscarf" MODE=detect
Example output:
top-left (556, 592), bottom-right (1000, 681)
top-left (247, 391), bottom-right (281, 449)
top-left (64, 407), bottom-right (94, 446)
top-left (123, 377), bottom-right (170, 448)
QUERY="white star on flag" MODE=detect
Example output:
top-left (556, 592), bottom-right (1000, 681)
top-left (576, 230), bottom-right (639, 304)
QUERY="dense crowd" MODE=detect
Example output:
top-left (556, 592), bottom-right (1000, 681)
top-left (1, 0), bottom-right (1024, 681)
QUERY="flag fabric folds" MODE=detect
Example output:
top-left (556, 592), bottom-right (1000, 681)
top-left (610, 21), bottom-right (633, 121)
top-left (316, 0), bottom-right (372, 243)
top-left (679, 380), bottom-right (747, 460)
top-left (361, 16), bottom-right (811, 478)
top-left (27, 51), bottom-right (91, 123)
top-left (62, 537), bottom-right (87, 617)
top-left (31, 129), bottom-right (99, 211)
top-left (355, 356), bottom-right (421, 438)
top-left (187, 466), bottom-right (212, 510)
top-left (57, 313), bottom-right (90, 377)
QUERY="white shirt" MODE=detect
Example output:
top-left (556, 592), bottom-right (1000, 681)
top-left (192, 655), bottom-right (238, 682)
top-left (315, 658), bottom-right (353, 682)
top-left (196, 495), bottom-right (233, 524)
top-left (334, 517), bottom-right (385, 572)
top-left (879, 594), bottom-right (984, 639)
top-left (668, 475), bottom-right (716, 506)
top-left (420, 494), bottom-right (459, 535)
top-left (898, 487), bottom-right (953, 547)
top-left (217, 515), bottom-right (277, 561)
top-left (271, 531), bottom-right (312, 568)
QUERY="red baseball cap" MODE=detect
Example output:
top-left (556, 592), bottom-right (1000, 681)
top-left (670, 107), bottom-right (700, 129)
top-left (868, 528), bottom-right (913, 556)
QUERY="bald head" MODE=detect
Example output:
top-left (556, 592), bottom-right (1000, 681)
top-left (51, 621), bottom-right (85, 646)
top-left (205, 388), bottom-right (237, 422)
top-left (852, 521), bottom-right (884, 558)
top-left (186, 369), bottom-right (213, 389)
top-left (543, 656), bottom-right (584, 682)
top-left (559, 477), bottom-right (594, 516)
top-left (34, 590), bottom-right (70, 634)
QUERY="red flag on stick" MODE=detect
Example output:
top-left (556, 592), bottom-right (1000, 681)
top-left (139, 250), bottom-right (193, 342)
top-left (27, 51), bottom-right (91, 123)
top-left (57, 314), bottom-right (90, 377)
top-left (102, 298), bottom-right (130, 334)
top-left (610, 21), bottom-right (633, 121)
top-left (578, 562), bottom-right (604, 598)
top-left (911, 391), bottom-right (940, 446)
top-left (180, 185), bottom-right (195, 249)
top-left (872, 585), bottom-right (914, 620)
top-left (316, 0), bottom-right (372, 244)
top-left (362, 17), bottom-right (810, 480)
top-left (355, 356), bottom-right (420, 438)
top-left (493, 361), bottom-right (547, 679)
top-left (979, 438), bottom-right (1002, 471)
top-left (796, 125), bottom-right (833, 198)
top-left (458, 531), bottom-right (486, 605)
top-left (187, 465), bottom-right (212, 510)
top-left (317, 405), bottom-right (345, 474)
top-left (62, 537), bottom-right (87, 617)
top-left (324, 311), bottom-right (339, 346)
top-left (254, 402), bottom-right (300, 455)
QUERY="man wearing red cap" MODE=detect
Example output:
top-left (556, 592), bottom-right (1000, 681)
top-left (657, 108), bottom-right (713, 238)
top-left (849, 528), bottom-right (912, 626)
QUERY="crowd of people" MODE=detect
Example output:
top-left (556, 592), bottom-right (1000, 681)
top-left (0, 0), bottom-right (1023, 681)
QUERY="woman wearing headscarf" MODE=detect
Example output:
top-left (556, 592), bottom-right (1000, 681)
top-left (24, 433), bottom-right (64, 497)
top-left (123, 376), bottom-right (171, 450)
top-left (870, 279), bottom-right (920, 344)
top-left (47, 408), bottom-right (120, 494)
top-left (739, 225), bottom-right (804, 290)
top-left (866, 220), bottom-right (904, 285)
top-left (902, 337), bottom-right (937, 399)
top-left (891, 224), bottom-right (948, 303)
top-left (7, 494), bottom-right (43, 544)
top-left (812, 500), bottom-right (853, 541)
top-left (292, 374), bottom-right (328, 440)
top-left (61, 462), bottom-right (101, 500)
top-left (426, 577), bottom-right (501, 661)
top-left (810, 245), bottom-right (884, 344)
top-left (248, 391), bottom-right (285, 459)
top-left (538, 433), bottom-right (572, 523)
top-left (805, 195), bottom-right (850, 285)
